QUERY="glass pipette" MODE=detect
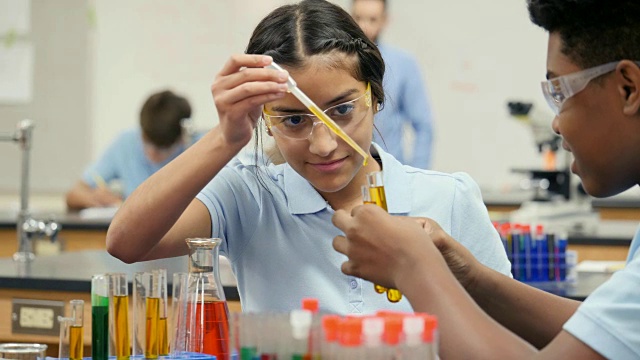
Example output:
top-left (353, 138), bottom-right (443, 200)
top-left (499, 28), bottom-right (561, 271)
top-left (265, 62), bottom-right (369, 165)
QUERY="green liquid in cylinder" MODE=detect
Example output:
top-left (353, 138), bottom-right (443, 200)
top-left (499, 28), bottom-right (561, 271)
top-left (92, 304), bottom-right (109, 360)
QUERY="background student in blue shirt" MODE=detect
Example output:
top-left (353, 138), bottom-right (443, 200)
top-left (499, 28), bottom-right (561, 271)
top-left (333, 0), bottom-right (640, 357)
top-left (106, 0), bottom-right (510, 314)
top-left (65, 90), bottom-right (194, 210)
top-left (351, 0), bottom-right (434, 169)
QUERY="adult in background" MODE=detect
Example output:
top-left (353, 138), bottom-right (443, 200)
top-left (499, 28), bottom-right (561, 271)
top-left (351, 0), bottom-right (434, 169)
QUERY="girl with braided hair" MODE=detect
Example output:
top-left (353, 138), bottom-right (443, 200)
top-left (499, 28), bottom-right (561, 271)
top-left (107, 0), bottom-right (510, 314)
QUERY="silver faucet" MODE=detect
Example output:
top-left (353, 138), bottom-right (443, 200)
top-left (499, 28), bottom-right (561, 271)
top-left (0, 120), bottom-right (61, 262)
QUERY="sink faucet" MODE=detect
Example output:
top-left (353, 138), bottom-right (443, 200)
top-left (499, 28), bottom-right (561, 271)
top-left (0, 120), bottom-right (61, 262)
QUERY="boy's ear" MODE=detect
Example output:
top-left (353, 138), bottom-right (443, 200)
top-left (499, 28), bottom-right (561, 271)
top-left (618, 60), bottom-right (640, 116)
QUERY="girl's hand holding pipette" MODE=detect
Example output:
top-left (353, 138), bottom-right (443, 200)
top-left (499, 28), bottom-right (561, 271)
top-left (210, 54), bottom-right (289, 149)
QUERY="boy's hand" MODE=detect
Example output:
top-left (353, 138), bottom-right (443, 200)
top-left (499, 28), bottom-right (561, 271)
top-left (332, 205), bottom-right (438, 289)
top-left (332, 205), bottom-right (483, 293)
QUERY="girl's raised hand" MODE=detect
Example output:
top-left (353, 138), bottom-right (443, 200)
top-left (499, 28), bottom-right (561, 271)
top-left (210, 54), bottom-right (289, 148)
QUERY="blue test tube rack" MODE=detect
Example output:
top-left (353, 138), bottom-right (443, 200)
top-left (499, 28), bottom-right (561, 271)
top-left (497, 223), bottom-right (575, 284)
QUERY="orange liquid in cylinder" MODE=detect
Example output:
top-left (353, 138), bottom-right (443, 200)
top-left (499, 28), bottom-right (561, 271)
top-left (187, 300), bottom-right (230, 360)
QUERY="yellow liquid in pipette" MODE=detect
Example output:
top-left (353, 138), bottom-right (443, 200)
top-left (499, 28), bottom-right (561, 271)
top-left (267, 61), bottom-right (369, 166)
top-left (293, 88), bottom-right (369, 166)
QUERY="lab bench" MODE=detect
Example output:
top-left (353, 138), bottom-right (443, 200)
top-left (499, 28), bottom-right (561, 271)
top-left (484, 195), bottom-right (640, 221)
top-left (484, 196), bottom-right (639, 262)
top-left (0, 250), bottom-right (240, 357)
top-left (0, 249), bottom-right (612, 357)
top-left (0, 205), bottom-right (239, 356)
top-left (0, 204), bottom-right (635, 356)
top-left (0, 211), bottom-right (110, 257)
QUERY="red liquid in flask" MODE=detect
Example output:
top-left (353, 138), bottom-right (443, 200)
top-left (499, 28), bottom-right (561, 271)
top-left (187, 300), bottom-right (230, 359)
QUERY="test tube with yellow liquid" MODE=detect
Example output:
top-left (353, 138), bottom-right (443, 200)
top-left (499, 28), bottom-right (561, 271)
top-left (69, 300), bottom-right (84, 360)
top-left (133, 269), bottom-right (167, 359)
top-left (109, 273), bottom-right (130, 360)
top-left (146, 295), bottom-right (160, 359)
top-left (157, 269), bottom-right (170, 356)
top-left (366, 171), bottom-right (403, 303)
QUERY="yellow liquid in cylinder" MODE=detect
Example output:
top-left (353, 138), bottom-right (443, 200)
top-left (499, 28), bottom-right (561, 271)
top-left (113, 295), bottom-right (130, 359)
top-left (157, 317), bottom-right (169, 356)
top-left (368, 186), bottom-right (388, 211)
top-left (145, 297), bottom-right (160, 359)
top-left (69, 325), bottom-right (83, 360)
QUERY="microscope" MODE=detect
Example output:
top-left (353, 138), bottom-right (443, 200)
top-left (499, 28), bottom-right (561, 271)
top-left (506, 102), bottom-right (598, 234)
top-left (1, 120), bottom-right (60, 263)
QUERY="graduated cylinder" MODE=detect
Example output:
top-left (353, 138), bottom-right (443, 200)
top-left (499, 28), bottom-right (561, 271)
top-left (133, 269), bottom-right (169, 359)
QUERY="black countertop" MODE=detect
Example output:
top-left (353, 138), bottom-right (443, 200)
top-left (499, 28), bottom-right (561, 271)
top-left (563, 220), bottom-right (637, 246)
top-left (482, 192), bottom-right (640, 209)
top-left (0, 250), bottom-right (239, 301)
top-left (1, 213), bottom-right (636, 247)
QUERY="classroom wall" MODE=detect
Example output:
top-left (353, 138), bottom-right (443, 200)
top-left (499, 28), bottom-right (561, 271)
top-left (378, 0), bottom-right (551, 189)
top-left (0, 0), bottom-right (91, 193)
top-left (1, 0), bottom-right (553, 195)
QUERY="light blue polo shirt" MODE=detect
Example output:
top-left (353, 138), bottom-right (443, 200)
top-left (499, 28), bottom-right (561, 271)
top-left (196, 143), bottom-right (511, 314)
top-left (563, 226), bottom-right (640, 359)
top-left (82, 128), bottom-right (196, 197)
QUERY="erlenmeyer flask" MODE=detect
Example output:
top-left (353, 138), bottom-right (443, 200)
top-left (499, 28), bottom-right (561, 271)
top-left (185, 238), bottom-right (230, 360)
